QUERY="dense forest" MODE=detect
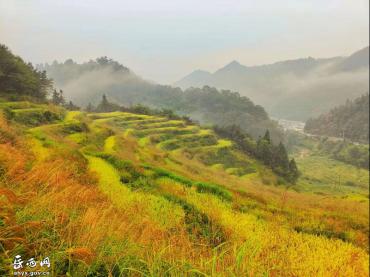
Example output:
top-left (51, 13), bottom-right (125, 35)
top-left (38, 58), bottom-right (283, 141)
top-left (0, 44), bottom-right (52, 100)
top-left (304, 94), bottom-right (369, 143)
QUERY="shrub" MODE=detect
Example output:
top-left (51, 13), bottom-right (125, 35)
top-left (195, 182), bottom-right (232, 202)
top-left (94, 153), bottom-right (142, 181)
top-left (143, 165), bottom-right (193, 187)
top-left (126, 177), bottom-right (157, 192)
top-left (62, 122), bottom-right (89, 134)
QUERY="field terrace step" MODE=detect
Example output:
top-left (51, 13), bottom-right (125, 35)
top-left (157, 133), bottom-right (218, 151)
top-left (0, 101), bottom-right (41, 110)
top-left (132, 125), bottom-right (200, 138)
top-left (130, 120), bottom-right (186, 130)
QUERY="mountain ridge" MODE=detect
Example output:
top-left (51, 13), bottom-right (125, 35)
top-left (175, 47), bottom-right (369, 121)
top-left (37, 56), bottom-right (283, 140)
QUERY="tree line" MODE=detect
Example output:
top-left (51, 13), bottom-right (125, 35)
top-left (0, 44), bottom-right (52, 100)
top-left (214, 125), bottom-right (299, 183)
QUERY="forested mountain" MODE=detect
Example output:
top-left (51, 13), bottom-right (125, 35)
top-left (304, 94), bottom-right (369, 143)
top-left (38, 58), bottom-right (282, 140)
top-left (176, 47), bottom-right (369, 121)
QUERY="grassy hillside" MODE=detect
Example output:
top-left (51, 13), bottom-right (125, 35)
top-left (0, 100), bottom-right (369, 276)
top-left (286, 131), bottom-right (369, 197)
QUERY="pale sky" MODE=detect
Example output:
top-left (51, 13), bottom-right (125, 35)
top-left (0, 0), bottom-right (368, 83)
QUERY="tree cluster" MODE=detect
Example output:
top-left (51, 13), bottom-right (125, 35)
top-left (214, 125), bottom-right (299, 183)
top-left (0, 44), bottom-right (52, 100)
top-left (305, 94), bottom-right (369, 143)
top-left (51, 89), bottom-right (80, 110)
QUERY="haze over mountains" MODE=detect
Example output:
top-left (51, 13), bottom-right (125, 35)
top-left (176, 47), bottom-right (369, 121)
top-left (38, 57), bottom-right (282, 140)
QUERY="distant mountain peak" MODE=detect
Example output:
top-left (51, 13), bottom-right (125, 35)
top-left (193, 69), bottom-right (211, 74)
top-left (229, 60), bottom-right (241, 66)
top-left (224, 60), bottom-right (244, 68)
top-left (174, 69), bottom-right (212, 88)
top-left (215, 60), bottom-right (248, 74)
top-left (333, 46), bottom-right (369, 72)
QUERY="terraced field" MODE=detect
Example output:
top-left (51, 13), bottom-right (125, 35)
top-left (0, 101), bottom-right (368, 276)
top-left (84, 111), bottom-right (259, 179)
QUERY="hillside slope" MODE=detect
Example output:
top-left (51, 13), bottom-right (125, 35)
top-left (37, 58), bottom-right (282, 140)
top-left (0, 100), bottom-right (368, 276)
top-left (305, 94), bottom-right (369, 143)
top-left (176, 47), bottom-right (369, 121)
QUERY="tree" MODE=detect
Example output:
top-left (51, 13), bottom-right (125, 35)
top-left (86, 102), bottom-right (95, 112)
top-left (263, 130), bottom-right (271, 144)
top-left (273, 142), bottom-right (290, 174)
top-left (0, 44), bottom-right (52, 100)
top-left (95, 94), bottom-right (120, 112)
top-left (65, 101), bottom-right (80, 111)
top-left (256, 136), bottom-right (273, 166)
top-left (51, 89), bottom-right (65, 105)
top-left (288, 158), bottom-right (299, 183)
top-left (101, 94), bottom-right (109, 106)
top-left (58, 90), bottom-right (66, 105)
top-left (51, 89), bottom-right (60, 104)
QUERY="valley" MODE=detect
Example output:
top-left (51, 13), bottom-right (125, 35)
top-left (0, 98), bottom-right (368, 276)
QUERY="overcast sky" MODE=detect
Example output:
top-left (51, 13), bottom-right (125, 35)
top-left (0, 0), bottom-right (368, 83)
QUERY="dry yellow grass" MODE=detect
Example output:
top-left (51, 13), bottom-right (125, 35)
top-left (0, 105), bottom-right (368, 276)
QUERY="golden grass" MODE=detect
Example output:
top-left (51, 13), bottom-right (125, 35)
top-left (0, 104), bottom-right (368, 276)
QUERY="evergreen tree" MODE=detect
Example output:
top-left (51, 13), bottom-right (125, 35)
top-left (65, 100), bottom-right (80, 111)
top-left (263, 130), bottom-right (271, 144)
top-left (288, 158), bottom-right (299, 183)
top-left (51, 89), bottom-right (66, 105)
top-left (96, 94), bottom-right (120, 112)
top-left (101, 94), bottom-right (109, 106)
top-left (58, 90), bottom-right (66, 105)
top-left (51, 89), bottom-right (60, 104)
top-left (86, 102), bottom-right (95, 112)
top-left (0, 44), bottom-right (52, 100)
top-left (256, 136), bottom-right (273, 166)
top-left (272, 142), bottom-right (290, 176)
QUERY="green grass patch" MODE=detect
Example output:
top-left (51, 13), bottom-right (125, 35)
top-left (295, 152), bottom-right (369, 196)
top-left (92, 152), bottom-right (142, 183)
top-left (61, 121), bottom-right (89, 134)
top-left (11, 109), bottom-right (63, 126)
top-left (143, 165), bottom-right (232, 201)
top-left (163, 194), bottom-right (226, 246)
top-left (142, 165), bottom-right (193, 187)
top-left (194, 182), bottom-right (232, 202)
